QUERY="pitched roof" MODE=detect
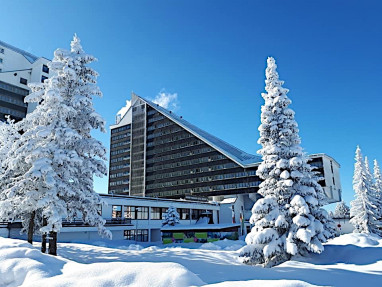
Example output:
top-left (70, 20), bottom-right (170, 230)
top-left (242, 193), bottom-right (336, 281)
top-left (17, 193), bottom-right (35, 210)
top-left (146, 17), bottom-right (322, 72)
top-left (0, 40), bottom-right (39, 63)
top-left (136, 94), bottom-right (261, 168)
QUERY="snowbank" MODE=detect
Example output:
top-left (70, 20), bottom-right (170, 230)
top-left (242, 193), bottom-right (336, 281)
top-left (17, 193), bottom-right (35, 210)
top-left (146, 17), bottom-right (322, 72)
top-left (199, 239), bottom-right (246, 251)
top-left (207, 280), bottom-right (320, 287)
top-left (327, 233), bottom-right (381, 247)
top-left (0, 237), bottom-right (204, 287)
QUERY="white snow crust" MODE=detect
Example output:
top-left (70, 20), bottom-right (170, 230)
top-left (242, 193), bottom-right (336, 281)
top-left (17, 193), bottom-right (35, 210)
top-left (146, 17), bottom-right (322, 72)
top-left (1, 233), bottom-right (382, 286)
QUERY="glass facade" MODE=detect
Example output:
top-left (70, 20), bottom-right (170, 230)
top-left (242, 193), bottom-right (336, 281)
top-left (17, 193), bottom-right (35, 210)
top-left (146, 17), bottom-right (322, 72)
top-left (0, 80), bottom-right (28, 121)
top-left (108, 124), bottom-right (131, 194)
top-left (144, 106), bottom-right (260, 198)
top-left (108, 96), bottom-right (329, 200)
top-left (130, 100), bottom-right (146, 196)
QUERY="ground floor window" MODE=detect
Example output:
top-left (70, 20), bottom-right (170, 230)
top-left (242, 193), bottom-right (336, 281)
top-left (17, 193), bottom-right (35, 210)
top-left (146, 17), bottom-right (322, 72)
top-left (177, 208), bottom-right (190, 220)
top-left (124, 229), bottom-right (149, 242)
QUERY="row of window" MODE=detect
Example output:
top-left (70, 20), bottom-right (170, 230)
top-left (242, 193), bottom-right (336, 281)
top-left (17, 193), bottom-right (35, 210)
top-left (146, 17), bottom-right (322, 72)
top-left (110, 148), bottom-right (130, 156)
top-left (111, 125), bottom-right (131, 134)
top-left (0, 81), bottom-right (29, 95)
top-left (147, 126), bottom-right (183, 139)
top-left (146, 147), bottom-right (214, 164)
top-left (148, 181), bottom-right (260, 197)
top-left (147, 120), bottom-right (174, 131)
top-left (147, 170), bottom-right (258, 189)
top-left (110, 156), bottom-right (130, 163)
top-left (109, 187), bottom-right (129, 193)
top-left (0, 106), bottom-right (25, 118)
top-left (109, 171), bottom-right (129, 178)
top-left (146, 166), bottom-right (255, 181)
top-left (109, 179), bottom-right (129, 186)
top-left (111, 140), bottom-right (130, 148)
top-left (147, 172), bottom-right (257, 189)
top-left (146, 154), bottom-right (227, 172)
top-left (146, 140), bottom-right (203, 156)
top-left (124, 229), bottom-right (148, 242)
top-left (110, 163), bottom-right (130, 171)
top-left (112, 205), bottom-right (211, 221)
top-left (147, 114), bottom-right (165, 124)
top-left (0, 94), bottom-right (27, 107)
top-left (146, 132), bottom-right (194, 146)
top-left (111, 133), bottom-right (130, 141)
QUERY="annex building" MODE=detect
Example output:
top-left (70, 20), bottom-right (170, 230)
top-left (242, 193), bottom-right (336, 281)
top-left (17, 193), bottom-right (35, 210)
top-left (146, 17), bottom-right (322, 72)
top-left (0, 40), bottom-right (50, 121)
top-left (109, 93), bottom-right (342, 211)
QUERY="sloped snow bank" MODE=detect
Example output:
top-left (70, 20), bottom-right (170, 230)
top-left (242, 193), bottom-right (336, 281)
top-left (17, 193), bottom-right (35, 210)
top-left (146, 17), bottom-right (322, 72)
top-left (199, 239), bottom-right (246, 251)
top-left (327, 233), bottom-right (381, 247)
top-left (206, 279), bottom-right (321, 287)
top-left (0, 237), bottom-right (205, 287)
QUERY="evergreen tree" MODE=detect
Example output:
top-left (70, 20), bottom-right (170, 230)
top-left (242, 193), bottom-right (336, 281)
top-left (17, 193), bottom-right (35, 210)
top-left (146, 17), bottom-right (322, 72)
top-left (0, 35), bottom-right (111, 254)
top-left (162, 206), bottom-right (180, 226)
top-left (240, 57), bottom-right (333, 268)
top-left (350, 146), bottom-right (380, 235)
top-left (333, 201), bottom-right (350, 219)
top-left (373, 160), bottom-right (382, 221)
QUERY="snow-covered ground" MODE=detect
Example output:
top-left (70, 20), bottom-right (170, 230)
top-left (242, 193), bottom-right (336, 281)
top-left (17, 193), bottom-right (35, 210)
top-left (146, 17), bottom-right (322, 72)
top-left (1, 234), bottom-right (381, 287)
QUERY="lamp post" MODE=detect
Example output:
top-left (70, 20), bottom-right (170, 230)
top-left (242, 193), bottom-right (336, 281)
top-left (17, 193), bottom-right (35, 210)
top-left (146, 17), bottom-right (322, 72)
top-left (135, 207), bottom-right (141, 243)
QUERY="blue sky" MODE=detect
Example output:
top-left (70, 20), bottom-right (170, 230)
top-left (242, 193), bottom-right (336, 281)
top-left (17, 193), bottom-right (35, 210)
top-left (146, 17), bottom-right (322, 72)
top-left (1, 0), bottom-right (381, 209)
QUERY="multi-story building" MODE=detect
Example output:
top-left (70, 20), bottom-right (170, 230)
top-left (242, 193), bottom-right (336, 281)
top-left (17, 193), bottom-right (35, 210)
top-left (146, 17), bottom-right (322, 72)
top-left (109, 93), bottom-right (342, 206)
top-left (1, 194), bottom-right (223, 243)
top-left (0, 40), bottom-right (50, 121)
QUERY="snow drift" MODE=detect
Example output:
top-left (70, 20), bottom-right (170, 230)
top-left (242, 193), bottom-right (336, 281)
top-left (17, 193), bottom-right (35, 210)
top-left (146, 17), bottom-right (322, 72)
top-left (0, 238), bottom-right (204, 287)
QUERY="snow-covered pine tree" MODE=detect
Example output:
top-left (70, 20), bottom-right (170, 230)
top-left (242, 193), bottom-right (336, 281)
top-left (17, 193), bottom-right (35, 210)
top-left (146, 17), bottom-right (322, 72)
top-left (0, 117), bottom-right (41, 244)
top-left (0, 116), bottom-right (20, 218)
top-left (350, 146), bottom-right (381, 235)
top-left (162, 206), bottom-right (180, 226)
top-left (333, 201), bottom-right (350, 219)
top-left (0, 35), bottom-right (111, 254)
top-left (240, 57), bottom-right (333, 268)
top-left (373, 160), bottom-right (382, 222)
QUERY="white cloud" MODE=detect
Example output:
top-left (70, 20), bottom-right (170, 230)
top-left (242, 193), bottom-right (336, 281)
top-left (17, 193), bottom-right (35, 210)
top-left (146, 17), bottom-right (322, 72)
top-left (117, 100), bottom-right (131, 118)
top-left (152, 92), bottom-right (178, 110)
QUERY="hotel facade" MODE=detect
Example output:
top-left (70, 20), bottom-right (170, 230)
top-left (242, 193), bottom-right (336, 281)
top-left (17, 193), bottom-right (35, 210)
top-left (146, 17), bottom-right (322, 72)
top-left (109, 94), bottom-right (342, 209)
top-left (0, 40), bottom-right (50, 121)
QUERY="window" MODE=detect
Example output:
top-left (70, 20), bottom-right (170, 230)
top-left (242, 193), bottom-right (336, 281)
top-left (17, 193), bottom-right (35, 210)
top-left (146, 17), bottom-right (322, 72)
top-left (112, 205), bottom-right (122, 218)
top-left (125, 206), bottom-right (149, 220)
top-left (41, 75), bottom-right (48, 83)
top-left (0, 58), bottom-right (3, 63)
top-left (151, 207), bottom-right (166, 220)
top-left (0, 69), bottom-right (2, 73)
top-left (42, 64), bottom-right (49, 73)
top-left (20, 78), bottom-right (27, 85)
top-left (0, 48), bottom-right (4, 54)
top-left (192, 209), bottom-right (204, 220)
top-left (177, 208), bottom-right (190, 220)
top-left (124, 229), bottom-right (148, 242)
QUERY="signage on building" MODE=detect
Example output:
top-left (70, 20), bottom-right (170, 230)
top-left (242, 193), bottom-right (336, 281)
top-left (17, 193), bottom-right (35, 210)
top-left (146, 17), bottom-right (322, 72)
top-left (184, 195), bottom-right (209, 202)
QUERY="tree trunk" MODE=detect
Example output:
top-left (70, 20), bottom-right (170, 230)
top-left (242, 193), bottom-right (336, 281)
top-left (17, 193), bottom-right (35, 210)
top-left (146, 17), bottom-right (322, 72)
top-left (41, 218), bottom-right (47, 253)
top-left (27, 211), bottom-right (35, 244)
top-left (48, 231), bottom-right (57, 256)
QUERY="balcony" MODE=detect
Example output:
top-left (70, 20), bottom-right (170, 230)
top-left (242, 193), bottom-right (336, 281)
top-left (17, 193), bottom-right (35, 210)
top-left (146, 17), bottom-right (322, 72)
top-left (62, 218), bottom-right (132, 227)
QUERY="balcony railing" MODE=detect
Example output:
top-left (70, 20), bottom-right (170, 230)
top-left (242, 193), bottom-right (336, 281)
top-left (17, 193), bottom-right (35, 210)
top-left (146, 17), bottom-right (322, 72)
top-left (62, 218), bottom-right (132, 227)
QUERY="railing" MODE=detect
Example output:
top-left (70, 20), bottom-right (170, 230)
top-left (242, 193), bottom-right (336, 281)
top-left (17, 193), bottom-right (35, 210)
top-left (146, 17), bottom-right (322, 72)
top-left (62, 218), bottom-right (132, 227)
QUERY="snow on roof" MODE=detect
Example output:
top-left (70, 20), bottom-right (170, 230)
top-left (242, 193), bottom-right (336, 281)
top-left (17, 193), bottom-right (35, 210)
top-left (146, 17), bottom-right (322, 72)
top-left (161, 223), bottom-right (240, 231)
top-left (136, 94), bottom-right (261, 168)
top-left (220, 198), bottom-right (237, 204)
top-left (0, 40), bottom-right (39, 63)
